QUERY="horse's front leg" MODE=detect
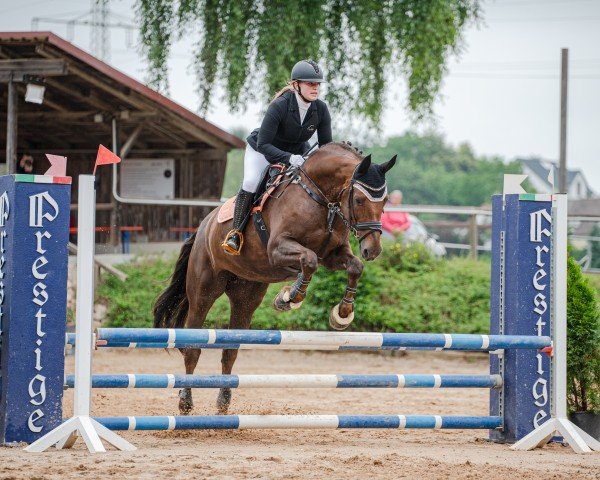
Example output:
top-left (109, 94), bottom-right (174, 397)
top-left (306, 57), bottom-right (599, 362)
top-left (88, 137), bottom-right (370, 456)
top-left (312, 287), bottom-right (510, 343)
top-left (268, 237), bottom-right (318, 311)
top-left (322, 243), bottom-right (364, 330)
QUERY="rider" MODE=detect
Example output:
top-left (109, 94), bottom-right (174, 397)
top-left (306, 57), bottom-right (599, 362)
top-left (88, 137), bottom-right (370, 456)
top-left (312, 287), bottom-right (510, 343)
top-left (222, 59), bottom-right (333, 255)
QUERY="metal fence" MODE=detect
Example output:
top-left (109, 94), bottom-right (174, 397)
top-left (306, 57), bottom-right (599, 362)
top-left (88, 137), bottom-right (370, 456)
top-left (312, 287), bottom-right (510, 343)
top-left (387, 205), bottom-right (600, 273)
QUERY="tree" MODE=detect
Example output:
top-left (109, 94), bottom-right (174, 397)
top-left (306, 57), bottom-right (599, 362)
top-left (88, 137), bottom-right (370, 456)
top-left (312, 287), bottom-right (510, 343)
top-left (362, 133), bottom-right (523, 206)
top-left (136, 0), bottom-right (480, 126)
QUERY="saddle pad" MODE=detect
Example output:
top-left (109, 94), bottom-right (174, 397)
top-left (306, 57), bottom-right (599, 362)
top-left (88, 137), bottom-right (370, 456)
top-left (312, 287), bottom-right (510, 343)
top-left (217, 196), bottom-right (236, 223)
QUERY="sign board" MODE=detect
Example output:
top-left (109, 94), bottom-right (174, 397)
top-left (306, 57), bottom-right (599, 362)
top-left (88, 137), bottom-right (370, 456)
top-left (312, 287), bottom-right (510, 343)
top-left (490, 193), bottom-right (552, 443)
top-left (120, 159), bottom-right (174, 200)
top-left (0, 174), bottom-right (71, 444)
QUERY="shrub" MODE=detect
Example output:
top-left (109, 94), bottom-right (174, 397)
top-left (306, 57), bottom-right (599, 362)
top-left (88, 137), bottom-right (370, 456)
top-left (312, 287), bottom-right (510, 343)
top-left (566, 255), bottom-right (600, 414)
top-left (97, 251), bottom-right (490, 336)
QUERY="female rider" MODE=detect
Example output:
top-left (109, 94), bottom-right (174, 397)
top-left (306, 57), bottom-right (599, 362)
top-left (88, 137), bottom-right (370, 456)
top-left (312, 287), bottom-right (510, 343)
top-left (222, 59), bottom-right (333, 255)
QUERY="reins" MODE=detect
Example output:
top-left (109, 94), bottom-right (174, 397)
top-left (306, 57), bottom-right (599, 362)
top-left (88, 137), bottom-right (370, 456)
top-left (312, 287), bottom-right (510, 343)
top-left (288, 163), bottom-right (383, 257)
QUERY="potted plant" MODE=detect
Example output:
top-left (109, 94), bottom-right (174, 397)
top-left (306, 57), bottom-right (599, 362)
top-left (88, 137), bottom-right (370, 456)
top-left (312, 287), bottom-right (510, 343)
top-left (566, 254), bottom-right (600, 439)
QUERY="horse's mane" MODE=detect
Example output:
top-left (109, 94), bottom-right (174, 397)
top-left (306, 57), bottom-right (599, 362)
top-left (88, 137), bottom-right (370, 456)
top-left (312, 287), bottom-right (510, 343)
top-left (307, 141), bottom-right (364, 161)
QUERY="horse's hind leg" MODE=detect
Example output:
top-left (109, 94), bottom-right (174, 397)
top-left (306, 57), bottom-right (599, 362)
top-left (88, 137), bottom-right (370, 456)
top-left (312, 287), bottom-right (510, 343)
top-left (218, 277), bottom-right (268, 414)
top-left (179, 257), bottom-right (228, 414)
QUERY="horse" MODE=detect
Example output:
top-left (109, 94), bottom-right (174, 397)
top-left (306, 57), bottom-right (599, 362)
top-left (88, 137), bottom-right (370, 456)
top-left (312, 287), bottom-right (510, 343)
top-left (153, 142), bottom-right (397, 414)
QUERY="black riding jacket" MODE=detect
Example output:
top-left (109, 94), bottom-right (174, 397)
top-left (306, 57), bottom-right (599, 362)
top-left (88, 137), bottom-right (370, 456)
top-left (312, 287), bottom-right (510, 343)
top-left (247, 90), bottom-right (332, 164)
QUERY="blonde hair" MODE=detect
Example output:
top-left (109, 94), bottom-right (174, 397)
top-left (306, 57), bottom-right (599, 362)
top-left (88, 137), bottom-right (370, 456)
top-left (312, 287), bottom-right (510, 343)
top-left (272, 81), bottom-right (296, 101)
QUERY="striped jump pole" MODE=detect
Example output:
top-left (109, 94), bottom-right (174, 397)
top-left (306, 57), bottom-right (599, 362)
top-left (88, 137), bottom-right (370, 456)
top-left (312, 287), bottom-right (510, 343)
top-left (65, 373), bottom-right (503, 389)
top-left (96, 415), bottom-right (504, 431)
top-left (94, 328), bottom-right (551, 351)
top-left (66, 334), bottom-right (512, 352)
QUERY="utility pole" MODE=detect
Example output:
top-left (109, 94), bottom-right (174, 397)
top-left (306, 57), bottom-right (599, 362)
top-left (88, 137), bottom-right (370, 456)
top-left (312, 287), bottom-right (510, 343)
top-left (559, 48), bottom-right (568, 194)
top-left (90, 0), bottom-right (110, 63)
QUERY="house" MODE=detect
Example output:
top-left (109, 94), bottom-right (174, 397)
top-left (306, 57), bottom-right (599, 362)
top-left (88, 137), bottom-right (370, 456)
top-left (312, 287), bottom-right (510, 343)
top-left (0, 31), bottom-right (245, 244)
top-left (520, 158), bottom-right (595, 200)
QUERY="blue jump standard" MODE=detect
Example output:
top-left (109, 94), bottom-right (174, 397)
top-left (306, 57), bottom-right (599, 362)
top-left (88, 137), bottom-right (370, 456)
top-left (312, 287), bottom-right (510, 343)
top-left (64, 374), bottom-right (503, 389)
top-left (95, 415), bottom-right (504, 431)
top-left (93, 328), bottom-right (551, 351)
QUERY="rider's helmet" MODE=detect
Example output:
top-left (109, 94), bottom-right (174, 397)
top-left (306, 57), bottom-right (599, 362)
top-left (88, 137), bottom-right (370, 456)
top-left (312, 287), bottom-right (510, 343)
top-left (291, 59), bottom-right (325, 83)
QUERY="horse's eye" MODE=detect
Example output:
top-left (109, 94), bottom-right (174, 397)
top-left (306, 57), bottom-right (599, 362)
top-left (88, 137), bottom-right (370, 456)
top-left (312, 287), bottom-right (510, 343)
top-left (355, 198), bottom-right (364, 206)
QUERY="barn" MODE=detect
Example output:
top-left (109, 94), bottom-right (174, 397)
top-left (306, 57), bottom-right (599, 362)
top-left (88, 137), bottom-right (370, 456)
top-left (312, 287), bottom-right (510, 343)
top-left (0, 31), bottom-right (244, 246)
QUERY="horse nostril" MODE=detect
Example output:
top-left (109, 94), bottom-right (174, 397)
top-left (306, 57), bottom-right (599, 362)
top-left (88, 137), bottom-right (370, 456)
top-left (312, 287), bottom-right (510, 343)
top-left (362, 248), bottom-right (369, 258)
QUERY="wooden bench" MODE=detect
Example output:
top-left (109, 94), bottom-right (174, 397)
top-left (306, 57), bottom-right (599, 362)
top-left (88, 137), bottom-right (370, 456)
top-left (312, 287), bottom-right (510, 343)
top-left (169, 227), bottom-right (197, 241)
top-left (70, 226), bottom-right (144, 253)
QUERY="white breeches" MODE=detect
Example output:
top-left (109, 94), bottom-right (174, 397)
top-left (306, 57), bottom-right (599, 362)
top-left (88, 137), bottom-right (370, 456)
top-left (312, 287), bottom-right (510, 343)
top-left (242, 144), bottom-right (270, 193)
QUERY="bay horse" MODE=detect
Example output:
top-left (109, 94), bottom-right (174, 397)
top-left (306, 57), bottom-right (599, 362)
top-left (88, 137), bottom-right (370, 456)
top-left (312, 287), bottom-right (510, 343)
top-left (153, 142), bottom-right (397, 414)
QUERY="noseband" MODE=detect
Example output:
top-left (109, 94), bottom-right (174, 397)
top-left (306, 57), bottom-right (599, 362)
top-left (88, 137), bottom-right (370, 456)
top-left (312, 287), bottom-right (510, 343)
top-left (289, 164), bottom-right (384, 256)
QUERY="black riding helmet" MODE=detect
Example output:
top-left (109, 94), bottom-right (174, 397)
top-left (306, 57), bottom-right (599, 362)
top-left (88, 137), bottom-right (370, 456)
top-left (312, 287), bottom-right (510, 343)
top-left (291, 59), bottom-right (325, 83)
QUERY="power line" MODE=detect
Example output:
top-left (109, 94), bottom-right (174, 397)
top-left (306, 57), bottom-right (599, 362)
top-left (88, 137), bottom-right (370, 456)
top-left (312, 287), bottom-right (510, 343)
top-left (2, 0), bottom-right (53, 14)
top-left (450, 73), bottom-right (600, 79)
top-left (453, 60), bottom-right (600, 69)
top-left (490, 0), bottom-right (599, 6)
top-left (488, 16), bottom-right (600, 22)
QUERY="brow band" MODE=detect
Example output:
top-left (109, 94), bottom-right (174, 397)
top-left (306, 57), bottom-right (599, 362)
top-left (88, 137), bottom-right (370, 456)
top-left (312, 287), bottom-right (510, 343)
top-left (354, 183), bottom-right (387, 202)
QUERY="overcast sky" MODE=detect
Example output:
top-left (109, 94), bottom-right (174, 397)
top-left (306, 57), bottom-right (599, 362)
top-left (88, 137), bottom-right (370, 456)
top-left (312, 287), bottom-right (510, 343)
top-left (1, 0), bottom-right (599, 193)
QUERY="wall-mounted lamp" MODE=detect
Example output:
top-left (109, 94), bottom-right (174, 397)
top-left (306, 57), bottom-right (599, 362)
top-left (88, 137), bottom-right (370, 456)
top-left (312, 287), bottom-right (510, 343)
top-left (23, 75), bottom-right (46, 105)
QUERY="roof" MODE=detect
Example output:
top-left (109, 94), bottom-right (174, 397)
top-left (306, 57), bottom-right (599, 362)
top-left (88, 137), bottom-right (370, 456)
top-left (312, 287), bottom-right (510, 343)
top-left (0, 31), bottom-right (245, 151)
top-left (520, 158), bottom-right (593, 194)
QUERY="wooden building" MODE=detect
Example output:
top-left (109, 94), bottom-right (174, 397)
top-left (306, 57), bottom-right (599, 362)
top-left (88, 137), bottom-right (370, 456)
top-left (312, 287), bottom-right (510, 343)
top-left (0, 31), bottom-right (244, 244)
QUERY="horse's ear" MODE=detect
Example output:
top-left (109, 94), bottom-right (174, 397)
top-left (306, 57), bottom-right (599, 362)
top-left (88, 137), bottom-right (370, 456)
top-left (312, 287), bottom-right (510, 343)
top-left (356, 154), bottom-right (371, 176)
top-left (379, 155), bottom-right (397, 174)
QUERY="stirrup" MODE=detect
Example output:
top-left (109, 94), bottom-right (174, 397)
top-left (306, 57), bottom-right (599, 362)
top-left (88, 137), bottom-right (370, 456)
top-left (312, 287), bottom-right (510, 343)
top-left (221, 229), bottom-right (244, 255)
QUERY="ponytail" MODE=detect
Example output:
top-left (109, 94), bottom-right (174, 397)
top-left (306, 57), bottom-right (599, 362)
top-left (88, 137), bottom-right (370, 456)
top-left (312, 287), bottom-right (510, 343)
top-left (271, 81), bottom-right (296, 102)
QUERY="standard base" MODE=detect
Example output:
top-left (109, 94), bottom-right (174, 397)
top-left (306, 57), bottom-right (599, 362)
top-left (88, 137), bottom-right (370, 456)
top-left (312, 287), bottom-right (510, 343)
top-left (511, 417), bottom-right (600, 454)
top-left (24, 416), bottom-right (136, 453)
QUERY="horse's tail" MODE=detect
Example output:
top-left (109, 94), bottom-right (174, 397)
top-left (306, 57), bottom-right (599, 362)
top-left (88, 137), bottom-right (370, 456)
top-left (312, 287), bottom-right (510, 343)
top-left (153, 232), bottom-right (196, 329)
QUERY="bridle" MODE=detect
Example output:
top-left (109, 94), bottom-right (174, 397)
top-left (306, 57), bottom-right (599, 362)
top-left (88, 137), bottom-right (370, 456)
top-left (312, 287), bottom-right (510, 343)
top-left (288, 163), bottom-right (384, 256)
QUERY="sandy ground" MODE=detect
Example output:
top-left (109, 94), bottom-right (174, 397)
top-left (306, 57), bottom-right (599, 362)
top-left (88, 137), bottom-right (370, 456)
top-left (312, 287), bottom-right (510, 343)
top-left (1, 348), bottom-right (599, 479)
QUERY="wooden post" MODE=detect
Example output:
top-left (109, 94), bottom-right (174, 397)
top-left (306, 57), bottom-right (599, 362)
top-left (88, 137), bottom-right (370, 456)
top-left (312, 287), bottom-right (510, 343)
top-left (6, 77), bottom-right (17, 174)
top-left (110, 117), bottom-right (119, 248)
top-left (469, 214), bottom-right (478, 260)
top-left (559, 48), bottom-right (568, 194)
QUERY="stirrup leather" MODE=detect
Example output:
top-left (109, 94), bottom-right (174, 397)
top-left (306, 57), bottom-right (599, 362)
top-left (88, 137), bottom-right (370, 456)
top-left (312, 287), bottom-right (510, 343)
top-left (221, 229), bottom-right (244, 255)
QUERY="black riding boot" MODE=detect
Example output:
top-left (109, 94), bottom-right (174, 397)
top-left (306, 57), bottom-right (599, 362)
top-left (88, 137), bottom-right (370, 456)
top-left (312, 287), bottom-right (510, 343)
top-left (222, 189), bottom-right (254, 255)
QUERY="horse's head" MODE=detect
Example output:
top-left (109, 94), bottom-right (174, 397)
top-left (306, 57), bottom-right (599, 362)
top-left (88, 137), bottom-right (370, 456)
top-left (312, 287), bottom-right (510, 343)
top-left (350, 154), bottom-right (397, 261)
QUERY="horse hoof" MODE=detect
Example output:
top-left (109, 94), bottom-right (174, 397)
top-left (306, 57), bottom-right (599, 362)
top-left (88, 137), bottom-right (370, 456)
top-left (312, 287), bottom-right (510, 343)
top-left (273, 288), bottom-right (292, 311)
top-left (290, 300), bottom-right (303, 310)
top-left (329, 304), bottom-right (354, 330)
top-left (178, 398), bottom-right (194, 415)
top-left (217, 389), bottom-right (231, 414)
top-left (178, 388), bottom-right (194, 415)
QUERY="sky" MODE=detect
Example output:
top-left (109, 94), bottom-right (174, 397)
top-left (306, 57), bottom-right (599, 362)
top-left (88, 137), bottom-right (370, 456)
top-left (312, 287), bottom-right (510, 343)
top-left (1, 0), bottom-right (599, 193)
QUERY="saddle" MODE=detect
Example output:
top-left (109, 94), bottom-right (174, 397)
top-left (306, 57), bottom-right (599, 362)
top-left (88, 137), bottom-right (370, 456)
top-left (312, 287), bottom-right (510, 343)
top-left (217, 164), bottom-right (290, 246)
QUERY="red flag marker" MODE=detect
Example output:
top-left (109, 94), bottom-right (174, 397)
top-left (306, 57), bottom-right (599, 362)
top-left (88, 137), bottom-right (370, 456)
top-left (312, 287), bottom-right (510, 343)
top-left (44, 154), bottom-right (67, 177)
top-left (93, 144), bottom-right (121, 175)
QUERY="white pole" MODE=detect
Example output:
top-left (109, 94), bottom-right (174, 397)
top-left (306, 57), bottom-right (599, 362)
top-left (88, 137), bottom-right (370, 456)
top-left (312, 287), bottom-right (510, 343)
top-left (73, 175), bottom-right (96, 416)
top-left (553, 194), bottom-right (568, 419)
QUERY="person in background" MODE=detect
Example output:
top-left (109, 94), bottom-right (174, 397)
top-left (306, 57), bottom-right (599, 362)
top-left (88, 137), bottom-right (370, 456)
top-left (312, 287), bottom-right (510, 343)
top-left (381, 189), bottom-right (411, 238)
top-left (16, 153), bottom-right (34, 174)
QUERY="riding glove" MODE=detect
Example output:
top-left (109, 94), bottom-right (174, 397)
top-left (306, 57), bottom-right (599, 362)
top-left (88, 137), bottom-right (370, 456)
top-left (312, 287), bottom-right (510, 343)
top-left (289, 155), bottom-right (305, 167)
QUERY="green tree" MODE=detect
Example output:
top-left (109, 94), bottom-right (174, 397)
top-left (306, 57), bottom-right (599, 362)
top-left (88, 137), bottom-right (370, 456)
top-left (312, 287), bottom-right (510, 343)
top-left (566, 255), bottom-right (600, 413)
top-left (136, 0), bottom-right (480, 126)
top-left (364, 132), bottom-right (523, 206)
